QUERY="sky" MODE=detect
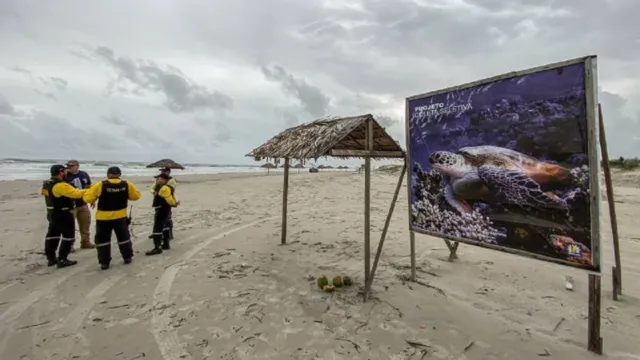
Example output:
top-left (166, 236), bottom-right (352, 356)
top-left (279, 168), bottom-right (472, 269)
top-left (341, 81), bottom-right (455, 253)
top-left (0, 0), bottom-right (638, 164)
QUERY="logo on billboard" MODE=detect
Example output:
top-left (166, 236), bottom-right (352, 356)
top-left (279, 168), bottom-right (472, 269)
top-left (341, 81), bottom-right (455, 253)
top-left (566, 244), bottom-right (583, 258)
top-left (412, 102), bottom-right (473, 122)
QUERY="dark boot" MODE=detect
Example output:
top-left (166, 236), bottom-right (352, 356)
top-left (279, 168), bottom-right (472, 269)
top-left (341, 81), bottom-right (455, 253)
top-left (145, 248), bottom-right (163, 256)
top-left (47, 258), bottom-right (57, 267)
top-left (57, 259), bottom-right (78, 268)
top-left (162, 241), bottom-right (170, 250)
top-left (101, 263), bottom-right (110, 270)
top-left (123, 258), bottom-right (132, 264)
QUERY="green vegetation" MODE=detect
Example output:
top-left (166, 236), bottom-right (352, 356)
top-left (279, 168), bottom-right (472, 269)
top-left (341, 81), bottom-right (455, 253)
top-left (376, 164), bottom-right (404, 174)
top-left (607, 157), bottom-right (640, 171)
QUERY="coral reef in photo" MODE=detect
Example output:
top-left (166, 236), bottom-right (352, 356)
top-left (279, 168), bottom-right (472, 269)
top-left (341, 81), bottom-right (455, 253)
top-left (410, 160), bottom-right (592, 263)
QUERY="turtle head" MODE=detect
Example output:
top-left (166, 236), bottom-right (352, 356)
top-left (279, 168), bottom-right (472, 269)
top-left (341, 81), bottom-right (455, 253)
top-left (429, 151), bottom-right (468, 177)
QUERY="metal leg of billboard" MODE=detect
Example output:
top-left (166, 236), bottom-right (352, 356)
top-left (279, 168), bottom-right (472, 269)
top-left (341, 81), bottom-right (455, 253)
top-left (598, 104), bottom-right (623, 300)
top-left (364, 162), bottom-right (407, 302)
top-left (446, 241), bottom-right (459, 262)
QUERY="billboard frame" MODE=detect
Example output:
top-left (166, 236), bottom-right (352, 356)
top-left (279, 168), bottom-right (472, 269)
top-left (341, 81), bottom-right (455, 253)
top-left (404, 55), bottom-right (602, 273)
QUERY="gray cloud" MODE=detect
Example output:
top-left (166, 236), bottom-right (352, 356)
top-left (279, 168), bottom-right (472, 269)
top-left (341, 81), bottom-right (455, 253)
top-left (212, 121), bottom-right (232, 143)
top-left (78, 46), bottom-right (233, 113)
top-left (281, 111), bottom-right (299, 128)
top-left (50, 77), bottom-right (68, 91)
top-left (101, 114), bottom-right (126, 125)
top-left (6, 66), bottom-right (31, 75)
top-left (33, 89), bottom-right (56, 100)
top-left (375, 115), bottom-right (397, 129)
top-left (125, 129), bottom-right (175, 150)
top-left (0, 111), bottom-right (121, 156)
top-left (0, 93), bottom-right (14, 115)
top-left (191, 117), bottom-right (232, 143)
top-left (600, 90), bottom-right (640, 158)
top-left (1, 0), bottom-right (639, 162)
top-left (260, 64), bottom-right (330, 117)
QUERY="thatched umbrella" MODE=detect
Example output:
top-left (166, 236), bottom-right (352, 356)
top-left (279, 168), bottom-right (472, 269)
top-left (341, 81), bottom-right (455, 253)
top-left (261, 162), bottom-right (276, 175)
top-left (146, 159), bottom-right (185, 170)
top-left (317, 165), bottom-right (327, 171)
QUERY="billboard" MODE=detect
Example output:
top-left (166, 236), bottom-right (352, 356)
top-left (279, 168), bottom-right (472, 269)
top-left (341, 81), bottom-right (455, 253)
top-left (406, 56), bottom-right (601, 272)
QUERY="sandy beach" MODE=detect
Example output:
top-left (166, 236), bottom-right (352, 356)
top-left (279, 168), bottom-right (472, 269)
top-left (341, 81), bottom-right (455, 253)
top-left (0, 170), bottom-right (639, 360)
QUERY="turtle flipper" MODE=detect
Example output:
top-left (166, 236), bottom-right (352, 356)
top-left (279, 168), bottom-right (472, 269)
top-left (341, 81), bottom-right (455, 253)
top-left (443, 180), bottom-right (473, 213)
top-left (477, 165), bottom-right (568, 210)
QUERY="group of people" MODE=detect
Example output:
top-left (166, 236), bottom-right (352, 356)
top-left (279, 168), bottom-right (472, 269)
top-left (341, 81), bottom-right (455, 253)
top-left (41, 160), bottom-right (180, 270)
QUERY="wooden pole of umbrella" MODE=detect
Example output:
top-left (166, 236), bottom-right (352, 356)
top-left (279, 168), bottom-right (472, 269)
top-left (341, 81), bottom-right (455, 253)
top-left (276, 118), bottom-right (407, 302)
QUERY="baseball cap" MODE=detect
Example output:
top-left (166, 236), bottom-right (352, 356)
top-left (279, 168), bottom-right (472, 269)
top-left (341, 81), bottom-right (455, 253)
top-left (50, 164), bottom-right (66, 176)
top-left (155, 173), bottom-right (170, 180)
top-left (107, 166), bottom-right (122, 175)
top-left (66, 159), bottom-right (79, 167)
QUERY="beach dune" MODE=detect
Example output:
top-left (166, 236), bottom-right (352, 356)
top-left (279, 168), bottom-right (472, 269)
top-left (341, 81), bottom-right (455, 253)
top-left (0, 171), bottom-right (638, 359)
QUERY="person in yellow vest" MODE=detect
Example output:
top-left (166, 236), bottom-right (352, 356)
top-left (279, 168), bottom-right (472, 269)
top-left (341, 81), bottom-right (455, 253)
top-left (148, 167), bottom-right (177, 240)
top-left (146, 173), bottom-right (179, 256)
top-left (41, 165), bottom-right (86, 268)
top-left (83, 166), bottom-right (141, 270)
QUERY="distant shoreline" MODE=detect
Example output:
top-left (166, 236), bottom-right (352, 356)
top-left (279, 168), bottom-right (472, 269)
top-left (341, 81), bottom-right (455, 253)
top-left (0, 157), bottom-right (259, 168)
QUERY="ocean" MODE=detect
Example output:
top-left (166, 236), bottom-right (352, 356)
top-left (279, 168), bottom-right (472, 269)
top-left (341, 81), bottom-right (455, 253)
top-left (0, 158), bottom-right (265, 181)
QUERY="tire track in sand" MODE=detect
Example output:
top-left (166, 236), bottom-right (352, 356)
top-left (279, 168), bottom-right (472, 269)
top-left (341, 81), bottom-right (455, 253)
top-left (0, 224), bottom-right (230, 358)
top-left (151, 206), bottom-right (341, 360)
top-left (152, 216), bottom-right (280, 360)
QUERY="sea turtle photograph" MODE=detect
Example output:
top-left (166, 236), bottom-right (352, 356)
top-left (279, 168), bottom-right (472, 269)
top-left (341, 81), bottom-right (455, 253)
top-left (407, 61), bottom-right (596, 269)
top-left (428, 145), bottom-right (574, 214)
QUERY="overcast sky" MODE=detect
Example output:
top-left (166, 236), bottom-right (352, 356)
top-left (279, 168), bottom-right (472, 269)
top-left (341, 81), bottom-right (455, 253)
top-left (0, 0), bottom-right (638, 164)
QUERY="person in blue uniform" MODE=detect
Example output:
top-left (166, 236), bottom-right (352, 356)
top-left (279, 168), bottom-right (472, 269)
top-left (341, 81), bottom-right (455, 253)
top-left (83, 166), bottom-right (141, 270)
top-left (41, 165), bottom-right (86, 268)
top-left (64, 159), bottom-right (95, 249)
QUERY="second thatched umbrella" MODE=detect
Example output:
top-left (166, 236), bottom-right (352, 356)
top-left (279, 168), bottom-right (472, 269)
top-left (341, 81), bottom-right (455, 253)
top-left (146, 159), bottom-right (185, 170)
top-left (261, 162), bottom-right (276, 175)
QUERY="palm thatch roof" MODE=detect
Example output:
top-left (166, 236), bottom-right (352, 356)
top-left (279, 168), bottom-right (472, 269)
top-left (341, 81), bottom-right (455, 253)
top-left (146, 159), bottom-right (185, 170)
top-left (247, 114), bottom-right (405, 160)
top-left (260, 163), bottom-right (276, 169)
top-left (317, 165), bottom-right (327, 169)
top-left (293, 163), bottom-right (305, 168)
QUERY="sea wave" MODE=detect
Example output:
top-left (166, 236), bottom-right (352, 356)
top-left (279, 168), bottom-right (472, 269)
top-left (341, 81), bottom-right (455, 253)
top-left (0, 160), bottom-right (264, 181)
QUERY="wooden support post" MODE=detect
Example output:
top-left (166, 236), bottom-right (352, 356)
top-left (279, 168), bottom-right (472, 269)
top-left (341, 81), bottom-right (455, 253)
top-left (404, 154), bottom-right (417, 282)
top-left (363, 119), bottom-right (373, 296)
top-left (410, 232), bottom-right (416, 281)
top-left (598, 104), bottom-right (622, 297)
top-left (281, 157), bottom-right (290, 245)
top-left (364, 163), bottom-right (407, 301)
top-left (587, 274), bottom-right (603, 354)
top-left (446, 241), bottom-right (459, 262)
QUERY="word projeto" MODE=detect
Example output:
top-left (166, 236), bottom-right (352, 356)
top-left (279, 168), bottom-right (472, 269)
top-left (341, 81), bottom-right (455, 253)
top-left (413, 103), bottom-right (473, 122)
